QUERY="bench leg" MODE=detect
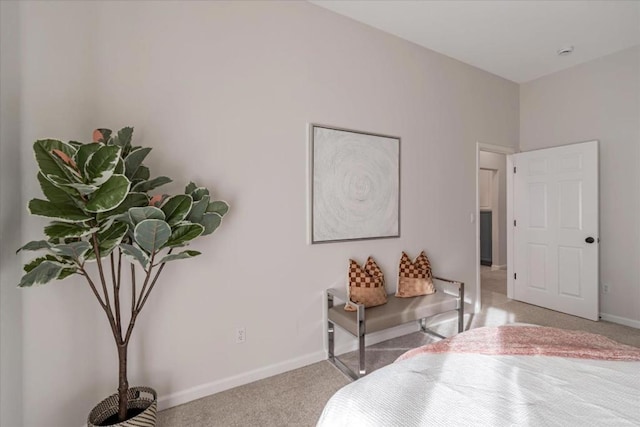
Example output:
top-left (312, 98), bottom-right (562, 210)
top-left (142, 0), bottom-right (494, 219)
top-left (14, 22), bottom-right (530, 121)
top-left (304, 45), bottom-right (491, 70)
top-left (358, 331), bottom-right (366, 377)
top-left (357, 304), bottom-right (366, 377)
top-left (328, 321), bottom-right (335, 362)
top-left (458, 282), bottom-right (465, 333)
top-left (326, 291), bottom-right (361, 381)
top-left (419, 318), bottom-right (447, 339)
top-left (327, 292), bottom-right (335, 362)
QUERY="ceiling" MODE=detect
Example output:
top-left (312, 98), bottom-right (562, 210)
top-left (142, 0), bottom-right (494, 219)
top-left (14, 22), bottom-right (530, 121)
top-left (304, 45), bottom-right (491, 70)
top-left (309, 1), bottom-right (640, 83)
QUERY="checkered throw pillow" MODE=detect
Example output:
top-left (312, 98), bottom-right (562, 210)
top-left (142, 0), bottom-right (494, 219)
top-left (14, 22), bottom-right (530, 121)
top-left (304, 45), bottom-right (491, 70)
top-left (345, 257), bottom-right (388, 311)
top-left (395, 251), bottom-right (436, 297)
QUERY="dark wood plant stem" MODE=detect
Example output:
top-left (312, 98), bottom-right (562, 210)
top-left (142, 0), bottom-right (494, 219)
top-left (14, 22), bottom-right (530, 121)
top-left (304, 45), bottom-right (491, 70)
top-left (92, 234), bottom-right (118, 337)
top-left (91, 234), bottom-right (128, 421)
top-left (123, 256), bottom-right (155, 345)
top-left (79, 270), bottom-right (107, 309)
top-left (135, 252), bottom-right (156, 313)
top-left (123, 249), bottom-right (171, 344)
top-left (136, 249), bottom-right (172, 313)
top-left (111, 252), bottom-right (122, 335)
top-left (110, 252), bottom-right (117, 290)
top-left (137, 259), bottom-right (169, 315)
top-left (117, 343), bottom-right (129, 422)
top-left (131, 264), bottom-right (137, 316)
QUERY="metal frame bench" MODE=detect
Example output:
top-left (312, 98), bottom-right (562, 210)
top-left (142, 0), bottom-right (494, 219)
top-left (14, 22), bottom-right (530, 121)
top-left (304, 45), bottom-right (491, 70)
top-left (326, 276), bottom-right (464, 380)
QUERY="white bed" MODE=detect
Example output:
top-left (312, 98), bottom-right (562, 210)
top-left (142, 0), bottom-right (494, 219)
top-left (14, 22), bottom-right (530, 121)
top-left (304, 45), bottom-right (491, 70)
top-left (318, 325), bottom-right (640, 427)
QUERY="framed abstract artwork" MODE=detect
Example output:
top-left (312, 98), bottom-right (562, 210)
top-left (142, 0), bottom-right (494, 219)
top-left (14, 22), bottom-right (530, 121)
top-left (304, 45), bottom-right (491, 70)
top-left (310, 124), bottom-right (400, 243)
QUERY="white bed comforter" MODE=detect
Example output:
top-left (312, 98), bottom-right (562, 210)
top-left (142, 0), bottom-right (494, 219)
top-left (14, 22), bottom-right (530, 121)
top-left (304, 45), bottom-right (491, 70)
top-left (318, 352), bottom-right (640, 426)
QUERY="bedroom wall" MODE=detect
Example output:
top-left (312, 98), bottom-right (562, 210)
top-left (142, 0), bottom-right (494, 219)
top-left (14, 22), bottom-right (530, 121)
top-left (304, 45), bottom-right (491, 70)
top-left (520, 46), bottom-right (640, 327)
top-left (13, 1), bottom-right (519, 425)
top-left (0, 2), bottom-right (24, 426)
top-left (479, 151), bottom-right (507, 267)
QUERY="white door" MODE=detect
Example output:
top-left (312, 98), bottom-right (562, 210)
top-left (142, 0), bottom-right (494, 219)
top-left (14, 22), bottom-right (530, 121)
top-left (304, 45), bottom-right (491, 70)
top-left (513, 141), bottom-right (599, 320)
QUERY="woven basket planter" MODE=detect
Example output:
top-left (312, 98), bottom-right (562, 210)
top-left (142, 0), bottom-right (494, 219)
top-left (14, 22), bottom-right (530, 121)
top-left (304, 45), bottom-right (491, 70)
top-left (87, 386), bottom-right (157, 427)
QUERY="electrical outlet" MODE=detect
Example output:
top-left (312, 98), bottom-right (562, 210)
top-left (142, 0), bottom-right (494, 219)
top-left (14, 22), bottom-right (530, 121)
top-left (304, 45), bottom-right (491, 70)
top-left (236, 327), bottom-right (246, 343)
top-left (602, 284), bottom-right (610, 294)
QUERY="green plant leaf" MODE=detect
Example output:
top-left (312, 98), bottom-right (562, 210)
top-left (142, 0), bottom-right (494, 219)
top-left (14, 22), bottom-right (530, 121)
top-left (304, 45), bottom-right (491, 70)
top-left (132, 176), bottom-right (172, 192)
top-left (207, 200), bottom-right (229, 217)
top-left (128, 206), bottom-right (165, 225)
top-left (119, 243), bottom-right (150, 269)
top-left (85, 174), bottom-right (130, 213)
top-left (165, 223), bottom-right (204, 248)
top-left (199, 212), bottom-right (223, 236)
top-left (28, 199), bottom-right (93, 223)
top-left (44, 222), bottom-right (98, 240)
top-left (134, 219), bottom-right (171, 254)
top-left (161, 195), bottom-right (193, 226)
top-left (37, 172), bottom-right (76, 204)
top-left (93, 128), bottom-right (112, 143)
top-left (96, 192), bottom-right (149, 222)
top-left (17, 240), bottom-right (52, 253)
top-left (84, 145), bottom-right (121, 186)
top-left (73, 143), bottom-right (102, 173)
top-left (50, 153), bottom-right (83, 182)
top-left (187, 195), bottom-right (209, 223)
top-left (185, 182), bottom-right (197, 195)
top-left (97, 222), bottom-right (128, 257)
top-left (24, 255), bottom-right (60, 272)
top-left (33, 139), bottom-right (76, 181)
top-left (112, 127), bottom-right (133, 149)
top-left (132, 165), bottom-right (150, 182)
top-left (111, 213), bottom-right (134, 227)
top-left (191, 187), bottom-right (209, 201)
top-left (50, 241), bottom-right (91, 263)
top-left (158, 250), bottom-right (201, 264)
top-left (61, 182), bottom-right (99, 196)
top-left (43, 174), bottom-right (82, 196)
top-left (18, 261), bottom-right (63, 287)
top-left (57, 267), bottom-right (77, 280)
top-left (124, 147), bottom-right (152, 179)
top-left (114, 157), bottom-right (125, 175)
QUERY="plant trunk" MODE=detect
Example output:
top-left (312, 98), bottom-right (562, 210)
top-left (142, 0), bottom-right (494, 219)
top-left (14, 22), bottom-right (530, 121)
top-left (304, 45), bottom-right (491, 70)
top-left (118, 344), bottom-right (129, 422)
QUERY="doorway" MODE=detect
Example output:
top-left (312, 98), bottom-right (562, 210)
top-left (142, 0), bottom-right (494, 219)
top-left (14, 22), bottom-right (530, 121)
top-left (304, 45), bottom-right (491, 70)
top-left (475, 142), bottom-right (516, 314)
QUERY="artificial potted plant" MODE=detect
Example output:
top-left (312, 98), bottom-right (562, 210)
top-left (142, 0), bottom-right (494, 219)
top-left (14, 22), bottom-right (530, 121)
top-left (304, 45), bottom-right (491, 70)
top-left (17, 127), bottom-right (229, 426)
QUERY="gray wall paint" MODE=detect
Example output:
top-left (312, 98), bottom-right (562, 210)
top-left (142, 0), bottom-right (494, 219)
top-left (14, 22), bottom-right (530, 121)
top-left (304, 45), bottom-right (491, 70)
top-left (7, 2), bottom-right (520, 425)
top-left (0, 2), bottom-right (23, 425)
top-left (520, 46), bottom-right (640, 324)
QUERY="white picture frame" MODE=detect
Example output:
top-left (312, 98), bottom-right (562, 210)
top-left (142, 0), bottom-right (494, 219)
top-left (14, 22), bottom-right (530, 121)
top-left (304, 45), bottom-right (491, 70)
top-left (310, 124), bottom-right (400, 244)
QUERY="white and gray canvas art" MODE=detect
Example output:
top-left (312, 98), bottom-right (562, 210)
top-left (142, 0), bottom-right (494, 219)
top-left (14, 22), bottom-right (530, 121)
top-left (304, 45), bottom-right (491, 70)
top-left (312, 126), bottom-right (399, 243)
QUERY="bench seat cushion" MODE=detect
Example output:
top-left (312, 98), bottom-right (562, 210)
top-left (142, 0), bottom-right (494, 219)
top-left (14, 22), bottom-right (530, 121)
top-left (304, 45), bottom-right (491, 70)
top-left (328, 291), bottom-right (459, 336)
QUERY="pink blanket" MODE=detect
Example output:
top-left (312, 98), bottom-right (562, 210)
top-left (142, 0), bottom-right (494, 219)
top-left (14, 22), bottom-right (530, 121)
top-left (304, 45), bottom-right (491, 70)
top-left (397, 325), bottom-right (640, 362)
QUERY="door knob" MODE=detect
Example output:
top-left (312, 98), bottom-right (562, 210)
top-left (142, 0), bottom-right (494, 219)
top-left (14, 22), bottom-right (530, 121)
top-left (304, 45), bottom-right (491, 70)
top-left (585, 237), bottom-right (595, 244)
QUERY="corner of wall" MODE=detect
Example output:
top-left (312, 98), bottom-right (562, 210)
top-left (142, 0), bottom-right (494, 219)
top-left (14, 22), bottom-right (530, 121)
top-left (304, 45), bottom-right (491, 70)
top-left (0, 1), bottom-right (24, 425)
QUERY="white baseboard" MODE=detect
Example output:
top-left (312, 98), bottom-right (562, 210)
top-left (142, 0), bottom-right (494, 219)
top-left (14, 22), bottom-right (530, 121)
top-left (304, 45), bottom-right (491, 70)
top-left (157, 350), bottom-right (326, 411)
top-left (491, 264), bottom-right (506, 271)
top-left (150, 311), bottom-right (635, 418)
top-left (599, 313), bottom-right (640, 329)
top-left (157, 314), bottom-right (463, 413)
top-left (80, 312), bottom-right (465, 427)
top-left (157, 322), bottom-right (434, 413)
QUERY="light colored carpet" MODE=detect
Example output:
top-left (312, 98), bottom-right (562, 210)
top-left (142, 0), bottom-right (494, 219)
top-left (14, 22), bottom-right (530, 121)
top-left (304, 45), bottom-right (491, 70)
top-left (158, 267), bottom-right (640, 426)
top-left (158, 361), bottom-right (349, 427)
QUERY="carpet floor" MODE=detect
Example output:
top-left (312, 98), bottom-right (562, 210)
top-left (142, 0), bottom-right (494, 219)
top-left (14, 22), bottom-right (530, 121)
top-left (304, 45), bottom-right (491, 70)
top-left (158, 266), bottom-right (640, 426)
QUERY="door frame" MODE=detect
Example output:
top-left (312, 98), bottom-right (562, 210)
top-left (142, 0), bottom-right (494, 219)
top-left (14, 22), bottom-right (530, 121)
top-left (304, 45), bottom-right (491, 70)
top-left (475, 142), bottom-right (517, 313)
